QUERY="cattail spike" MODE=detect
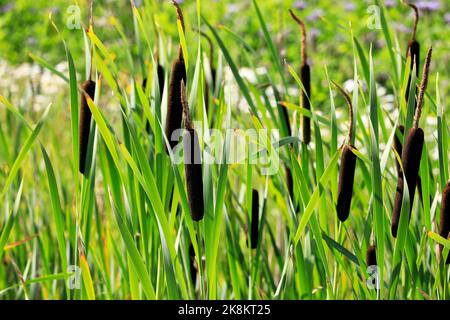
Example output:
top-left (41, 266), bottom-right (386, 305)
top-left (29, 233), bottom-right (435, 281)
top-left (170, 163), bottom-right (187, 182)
top-left (165, 50), bottom-right (186, 151)
top-left (331, 80), bottom-right (354, 143)
top-left (337, 144), bottom-right (357, 222)
top-left (391, 126), bottom-right (424, 237)
top-left (366, 244), bottom-right (377, 266)
top-left (182, 81), bottom-right (204, 222)
top-left (79, 80), bottom-right (96, 175)
top-left (181, 80), bottom-right (192, 130)
top-left (413, 46), bottom-right (432, 129)
top-left (250, 189), bottom-right (260, 249)
top-left (289, 9), bottom-right (307, 64)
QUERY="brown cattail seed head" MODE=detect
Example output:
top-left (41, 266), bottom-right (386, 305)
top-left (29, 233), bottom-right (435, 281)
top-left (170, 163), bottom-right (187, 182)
top-left (366, 244), bottom-right (377, 266)
top-left (251, 189), bottom-right (259, 249)
top-left (79, 79), bottom-right (96, 175)
top-left (301, 64), bottom-right (311, 145)
top-left (405, 40), bottom-right (420, 103)
top-left (189, 242), bottom-right (197, 285)
top-left (181, 81), bottom-right (204, 222)
top-left (439, 182), bottom-right (450, 264)
top-left (337, 144), bottom-right (357, 222)
top-left (165, 56), bottom-right (186, 151)
top-left (391, 127), bottom-right (424, 237)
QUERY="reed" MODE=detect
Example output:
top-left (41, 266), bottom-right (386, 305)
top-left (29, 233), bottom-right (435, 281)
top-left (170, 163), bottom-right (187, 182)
top-left (332, 81), bottom-right (356, 222)
top-left (79, 79), bottom-right (96, 175)
top-left (181, 80), bottom-right (204, 222)
top-left (165, 1), bottom-right (187, 151)
top-left (289, 9), bottom-right (311, 145)
top-left (391, 47), bottom-right (432, 237)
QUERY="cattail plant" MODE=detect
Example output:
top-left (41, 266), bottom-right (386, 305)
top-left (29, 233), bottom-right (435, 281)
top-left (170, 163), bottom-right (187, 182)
top-left (332, 81), bottom-right (356, 222)
top-left (391, 47), bottom-right (432, 237)
top-left (165, 1), bottom-right (187, 151)
top-left (181, 80), bottom-right (204, 222)
top-left (79, 80), bottom-right (96, 175)
top-left (289, 9), bottom-right (311, 145)
top-left (79, 0), bottom-right (96, 175)
top-left (403, 1), bottom-right (420, 103)
top-left (439, 181), bottom-right (450, 264)
top-left (366, 244), bottom-right (377, 266)
top-left (250, 189), bottom-right (259, 249)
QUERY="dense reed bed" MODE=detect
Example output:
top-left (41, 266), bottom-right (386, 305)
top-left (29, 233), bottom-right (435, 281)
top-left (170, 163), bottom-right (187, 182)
top-left (0, 0), bottom-right (448, 300)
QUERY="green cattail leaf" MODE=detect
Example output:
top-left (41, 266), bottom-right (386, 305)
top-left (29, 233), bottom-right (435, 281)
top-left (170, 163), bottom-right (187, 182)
top-left (204, 18), bottom-right (258, 117)
top-left (428, 231), bottom-right (450, 250)
top-left (28, 53), bottom-right (69, 83)
top-left (40, 146), bottom-right (68, 290)
top-left (253, 0), bottom-right (286, 90)
top-left (112, 204), bottom-right (156, 299)
top-left (293, 148), bottom-right (341, 245)
top-left (79, 254), bottom-right (96, 300)
top-left (352, 36), bottom-right (370, 87)
top-left (0, 181), bottom-right (23, 262)
top-left (177, 19), bottom-right (189, 72)
top-left (1, 103), bottom-right (51, 198)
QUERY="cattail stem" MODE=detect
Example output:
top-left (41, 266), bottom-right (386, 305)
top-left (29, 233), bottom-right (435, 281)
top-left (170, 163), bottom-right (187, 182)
top-left (403, 1), bottom-right (419, 40)
top-left (413, 47), bottom-right (432, 129)
top-left (289, 9), bottom-right (307, 65)
top-left (172, 0), bottom-right (185, 32)
top-left (331, 80), bottom-right (354, 144)
top-left (88, 0), bottom-right (95, 81)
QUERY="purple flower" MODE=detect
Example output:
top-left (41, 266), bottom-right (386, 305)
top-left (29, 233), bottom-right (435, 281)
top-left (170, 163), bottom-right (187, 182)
top-left (445, 13), bottom-right (450, 24)
top-left (415, 1), bottom-right (441, 12)
top-left (293, 0), bottom-right (307, 10)
top-left (227, 3), bottom-right (239, 14)
top-left (344, 2), bottom-right (356, 11)
top-left (0, 3), bottom-right (14, 13)
top-left (393, 22), bottom-right (411, 34)
top-left (173, 0), bottom-right (184, 4)
top-left (384, 0), bottom-right (396, 8)
top-left (309, 28), bottom-right (321, 39)
top-left (307, 9), bottom-right (323, 22)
